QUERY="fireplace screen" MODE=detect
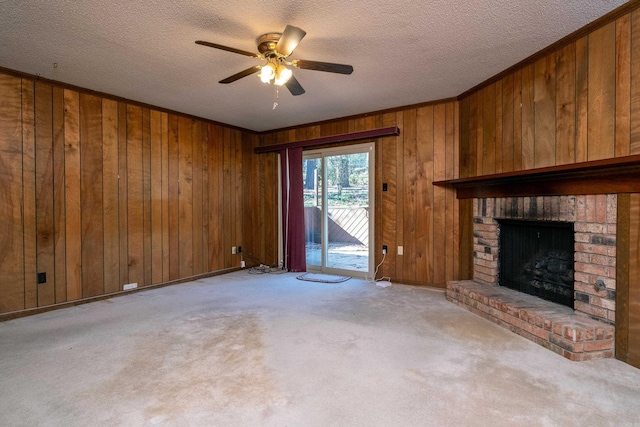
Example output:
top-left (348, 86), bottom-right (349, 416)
top-left (498, 219), bottom-right (574, 308)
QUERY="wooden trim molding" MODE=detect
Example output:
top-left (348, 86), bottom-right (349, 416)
top-left (0, 268), bottom-right (241, 322)
top-left (262, 98), bottom-right (457, 134)
top-left (254, 126), bottom-right (400, 153)
top-left (435, 155), bottom-right (640, 199)
top-left (616, 194), bottom-right (630, 362)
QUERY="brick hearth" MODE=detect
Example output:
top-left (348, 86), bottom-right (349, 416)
top-left (447, 281), bottom-right (614, 361)
top-left (447, 195), bottom-right (617, 360)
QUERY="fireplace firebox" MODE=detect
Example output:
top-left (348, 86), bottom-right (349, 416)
top-left (498, 219), bottom-right (574, 308)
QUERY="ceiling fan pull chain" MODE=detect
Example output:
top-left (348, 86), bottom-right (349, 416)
top-left (273, 85), bottom-right (279, 110)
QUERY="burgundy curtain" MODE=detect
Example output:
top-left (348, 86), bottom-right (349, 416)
top-left (280, 148), bottom-right (306, 272)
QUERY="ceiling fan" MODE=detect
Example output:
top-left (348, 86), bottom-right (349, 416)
top-left (195, 25), bottom-right (354, 96)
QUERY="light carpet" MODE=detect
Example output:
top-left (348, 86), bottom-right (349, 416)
top-left (1, 270), bottom-right (639, 426)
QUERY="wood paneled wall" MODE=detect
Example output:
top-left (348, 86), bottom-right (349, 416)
top-left (257, 101), bottom-right (463, 287)
top-left (0, 73), bottom-right (252, 314)
top-left (458, 3), bottom-right (640, 367)
top-left (617, 193), bottom-right (640, 369)
top-left (459, 11), bottom-right (640, 178)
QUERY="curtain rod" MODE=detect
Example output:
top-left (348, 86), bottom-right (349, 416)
top-left (254, 126), bottom-right (400, 154)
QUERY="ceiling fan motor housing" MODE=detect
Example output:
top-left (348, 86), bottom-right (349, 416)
top-left (257, 33), bottom-right (282, 56)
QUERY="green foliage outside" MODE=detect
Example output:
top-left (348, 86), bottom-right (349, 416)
top-left (303, 153), bottom-right (369, 207)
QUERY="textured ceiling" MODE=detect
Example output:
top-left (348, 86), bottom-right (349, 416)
top-left (0, 0), bottom-right (628, 132)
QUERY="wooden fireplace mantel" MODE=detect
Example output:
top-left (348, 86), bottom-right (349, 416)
top-left (434, 155), bottom-right (640, 199)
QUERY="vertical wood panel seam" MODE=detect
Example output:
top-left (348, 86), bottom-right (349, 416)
top-left (21, 79), bottom-right (26, 308)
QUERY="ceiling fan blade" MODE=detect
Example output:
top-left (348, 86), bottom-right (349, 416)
top-left (219, 66), bottom-right (261, 84)
top-left (275, 25), bottom-right (306, 57)
top-left (195, 40), bottom-right (259, 58)
top-left (285, 75), bottom-right (305, 96)
top-left (294, 60), bottom-right (353, 75)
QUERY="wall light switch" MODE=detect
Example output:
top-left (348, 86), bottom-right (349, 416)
top-left (397, 246), bottom-right (403, 255)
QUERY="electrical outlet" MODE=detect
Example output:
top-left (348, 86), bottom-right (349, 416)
top-left (382, 245), bottom-right (388, 254)
top-left (238, 246), bottom-right (242, 253)
top-left (123, 283), bottom-right (138, 291)
top-left (232, 246), bottom-right (237, 254)
top-left (37, 272), bottom-right (46, 284)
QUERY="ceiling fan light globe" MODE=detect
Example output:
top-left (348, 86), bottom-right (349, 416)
top-left (274, 66), bottom-right (293, 86)
top-left (260, 63), bottom-right (276, 82)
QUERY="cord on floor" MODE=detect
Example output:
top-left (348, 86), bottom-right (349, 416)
top-left (367, 252), bottom-right (391, 286)
top-left (248, 264), bottom-right (286, 274)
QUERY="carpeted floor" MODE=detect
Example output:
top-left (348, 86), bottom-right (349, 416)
top-left (1, 271), bottom-right (639, 426)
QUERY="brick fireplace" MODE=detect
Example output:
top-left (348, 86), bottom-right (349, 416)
top-left (447, 194), bottom-right (616, 361)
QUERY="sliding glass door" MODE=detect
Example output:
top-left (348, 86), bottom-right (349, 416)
top-left (303, 143), bottom-right (374, 277)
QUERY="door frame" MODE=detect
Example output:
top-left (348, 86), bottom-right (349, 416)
top-left (303, 142), bottom-right (375, 277)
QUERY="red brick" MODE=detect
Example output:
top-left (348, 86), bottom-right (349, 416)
top-left (574, 253), bottom-right (590, 263)
top-left (589, 295), bottom-right (615, 310)
top-left (589, 254), bottom-right (616, 267)
top-left (564, 350), bottom-right (580, 361)
top-left (506, 304), bottom-right (523, 317)
top-left (475, 256), bottom-right (498, 266)
top-left (574, 282), bottom-right (608, 297)
top-left (605, 326), bottom-right (614, 339)
top-left (474, 272), bottom-right (496, 284)
top-left (607, 224), bottom-right (617, 234)
top-left (595, 195), bottom-right (607, 223)
top-left (553, 323), bottom-right (564, 336)
top-left (575, 262), bottom-right (608, 276)
top-left (575, 223), bottom-right (605, 234)
top-left (475, 224), bottom-right (498, 232)
top-left (585, 195), bottom-right (596, 222)
top-left (478, 303), bottom-right (491, 314)
top-left (576, 196), bottom-right (587, 221)
top-left (474, 264), bottom-right (498, 276)
top-left (550, 334), bottom-right (584, 352)
top-left (444, 280), bottom-right (615, 362)
top-left (474, 233), bottom-right (497, 242)
top-left (608, 247), bottom-right (617, 257)
top-left (522, 321), bottom-right (549, 340)
top-left (519, 309), bottom-right (531, 321)
top-left (573, 272), bottom-right (591, 284)
top-left (575, 301), bottom-right (607, 320)
top-left (504, 314), bottom-right (521, 328)
top-left (533, 314), bottom-right (545, 328)
top-left (583, 339), bottom-right (614, 352)
top-left (584, 328), bottom-right (594, 341)
top-left (575, 243), bottom-right (608, 255)
top-left (606, 195), bottom-right (617, 224)
top-left (489, 308), bottom-right (502, 319)
top-left (574, 232), bottom-right (590, 243)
